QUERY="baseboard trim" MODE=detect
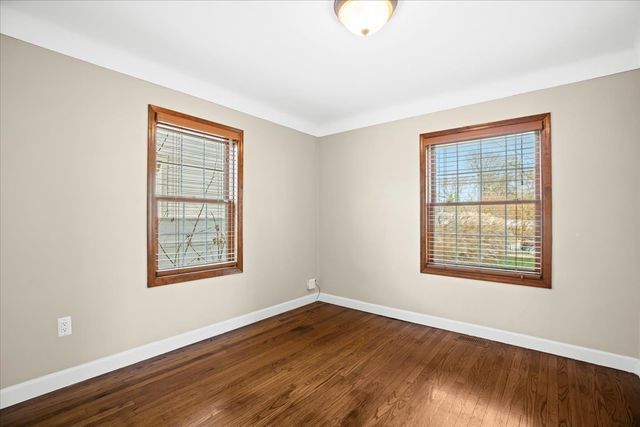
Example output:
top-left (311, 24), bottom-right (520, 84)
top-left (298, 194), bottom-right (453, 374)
top-left (0, 294), bottom-right (317, 409)
top-left (319, 293), bottom-right (640, 376)
top-left (2, 292), bottom-right (637, 409)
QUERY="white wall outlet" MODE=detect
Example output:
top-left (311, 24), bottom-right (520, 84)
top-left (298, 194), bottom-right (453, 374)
top-left (307, 278), bottom-right (317, 290)
top-left (58, 316), bottom-right (72, 337)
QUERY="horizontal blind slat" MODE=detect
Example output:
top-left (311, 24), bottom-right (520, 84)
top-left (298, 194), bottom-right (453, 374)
top-left (155, 124), bottom-right (238, 272)
top-left (426, 130), bottom-right (542, 275)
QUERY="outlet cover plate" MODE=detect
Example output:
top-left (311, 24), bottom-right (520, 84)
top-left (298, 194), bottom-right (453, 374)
top-left (58, 316), bottom-right (72, 337)
top-left (307, 278), bottom-right (317, 290)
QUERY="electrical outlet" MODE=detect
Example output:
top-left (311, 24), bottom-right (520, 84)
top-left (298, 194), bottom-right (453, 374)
top-left (58, 316), bottom-right (72, 337)
top-left (307, 278), bottom-right (317, 290)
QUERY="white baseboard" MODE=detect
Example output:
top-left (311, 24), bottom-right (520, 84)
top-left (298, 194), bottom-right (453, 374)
top-left (2, 292), bottom-right (637, 409)
top-left (0, 294), bottom-right (317, 409)
top-left (319, 293), bottom-right (640, 376)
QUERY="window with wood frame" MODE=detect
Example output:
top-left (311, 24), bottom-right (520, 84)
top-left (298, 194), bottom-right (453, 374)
top-left (420, 114), bottom-right (551, 288)
top-left (147, 105), bottom-right (243, 287)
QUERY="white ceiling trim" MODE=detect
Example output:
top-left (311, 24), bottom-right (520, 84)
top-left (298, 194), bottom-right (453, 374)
top-left (1, 4), bottom-right (639, 138)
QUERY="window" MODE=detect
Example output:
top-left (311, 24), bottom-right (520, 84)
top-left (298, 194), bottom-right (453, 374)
top-left (147, 105), bottom-right (243, 286)
top-left (420, 114), bottom-right (551, 288)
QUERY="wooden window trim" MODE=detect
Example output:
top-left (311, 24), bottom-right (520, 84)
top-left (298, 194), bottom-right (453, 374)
top-left (147, 105), bottom-right (243, 287)
top-left (419, 114), bottom-right (552, 289)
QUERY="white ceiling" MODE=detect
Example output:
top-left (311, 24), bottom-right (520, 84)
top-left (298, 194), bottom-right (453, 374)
top-left (2, 1), bottom-right (639, 136)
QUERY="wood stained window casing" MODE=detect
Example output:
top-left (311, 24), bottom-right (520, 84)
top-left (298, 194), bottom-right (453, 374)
top-left (147, 105), bottom-right (243, 287)
top-left (420, 114), bottom-right (552, 288)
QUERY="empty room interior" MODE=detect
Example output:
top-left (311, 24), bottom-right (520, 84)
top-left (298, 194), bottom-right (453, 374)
top-left (1, 1), bottom-right (640, 425)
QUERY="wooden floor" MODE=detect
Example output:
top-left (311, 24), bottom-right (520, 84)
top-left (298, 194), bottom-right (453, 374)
top-left (1, 303), bottom-right (639, 426)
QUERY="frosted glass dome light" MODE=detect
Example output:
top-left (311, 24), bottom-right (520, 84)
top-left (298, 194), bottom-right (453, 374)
top-left (334, 0), bottom-right (398, 37)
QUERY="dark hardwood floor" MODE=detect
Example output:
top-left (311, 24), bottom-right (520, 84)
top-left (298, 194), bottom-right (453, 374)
top-left (1, 302), bottom-right (639, 426)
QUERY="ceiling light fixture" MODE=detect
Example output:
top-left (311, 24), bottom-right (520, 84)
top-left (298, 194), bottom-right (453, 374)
top-left (334, 0), bottom-right (397, 37)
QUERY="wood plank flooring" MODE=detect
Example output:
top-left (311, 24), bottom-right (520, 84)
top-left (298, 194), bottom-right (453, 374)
top-left (1, 302), bottom-right (639, 426)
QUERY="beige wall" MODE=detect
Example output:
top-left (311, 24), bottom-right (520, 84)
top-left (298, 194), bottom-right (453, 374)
top-left (2, 34), bottom-right (639, 390)
top-left (319, 69), bottom-right (640, 358)
top-left (0, 35), bottom-right (318, 387)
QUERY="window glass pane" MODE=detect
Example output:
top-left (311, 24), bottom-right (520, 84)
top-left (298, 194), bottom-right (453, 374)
top-left (155, 126), bottom-right (228, 200)
top-left (427, 129), bottom-right (542, 276)
top-left (433, 133), bottom-right (538, 204)
top-left (157, 201), bottom-right (232, 271)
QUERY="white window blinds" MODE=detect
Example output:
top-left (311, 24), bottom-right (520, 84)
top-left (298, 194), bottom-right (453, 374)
top-left (154, 123), bottom-right (238, 271)
top-left (426, 131), bottom-right (542, 276)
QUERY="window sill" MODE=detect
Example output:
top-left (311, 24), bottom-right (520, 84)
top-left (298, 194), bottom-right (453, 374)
top-left (148, 264), bottom-right (242, 287)
top-left (421, 264), bottom-right (551, 289)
